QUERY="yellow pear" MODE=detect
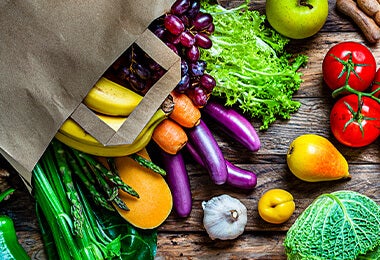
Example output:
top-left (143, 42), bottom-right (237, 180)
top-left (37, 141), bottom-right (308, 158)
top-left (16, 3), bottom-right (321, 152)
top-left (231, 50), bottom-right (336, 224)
top-left (286, 134), bottom-right (350, 182)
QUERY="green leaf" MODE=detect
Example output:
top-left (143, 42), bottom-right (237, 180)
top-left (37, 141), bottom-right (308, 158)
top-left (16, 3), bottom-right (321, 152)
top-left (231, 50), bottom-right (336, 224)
top-left (284, 191), bottom-right (380, 260)
top-left (93, 204), bottom-right (157, 260)
top-left (358, 244), bottom-right (380, 259)
top-left (201, 1), bottom-right (307, 130)
top-left (104, 235), bottom-right (122, 258)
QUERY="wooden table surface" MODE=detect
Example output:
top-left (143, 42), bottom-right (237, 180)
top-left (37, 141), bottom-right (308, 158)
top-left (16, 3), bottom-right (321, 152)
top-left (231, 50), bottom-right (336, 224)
top-left (1, 0), bottom-right (379, 259)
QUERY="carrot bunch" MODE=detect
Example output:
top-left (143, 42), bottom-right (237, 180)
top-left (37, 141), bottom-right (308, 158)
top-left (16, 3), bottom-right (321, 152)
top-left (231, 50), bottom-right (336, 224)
top-left (152, 91), bottom-right (201, 155)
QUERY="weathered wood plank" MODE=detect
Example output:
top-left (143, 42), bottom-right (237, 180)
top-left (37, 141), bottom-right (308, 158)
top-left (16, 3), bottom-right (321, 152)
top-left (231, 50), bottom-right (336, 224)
top-left (17, 231), bottom-right (46, 260)
top-left (159, 164), bottom-right (380, 232)
top-left (156, 232), bottom-right (288, 259)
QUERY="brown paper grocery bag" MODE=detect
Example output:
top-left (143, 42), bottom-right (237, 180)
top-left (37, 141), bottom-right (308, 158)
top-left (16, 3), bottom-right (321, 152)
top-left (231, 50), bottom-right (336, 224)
top-left (70, 29), bottom-right (181, 146)
top-left (0, 0), bottom-right (178, 189)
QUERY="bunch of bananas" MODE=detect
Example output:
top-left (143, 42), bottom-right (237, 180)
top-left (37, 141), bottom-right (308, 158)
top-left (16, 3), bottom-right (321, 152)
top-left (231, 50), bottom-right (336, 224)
top-left (55, 77), bottom-right (172, 157)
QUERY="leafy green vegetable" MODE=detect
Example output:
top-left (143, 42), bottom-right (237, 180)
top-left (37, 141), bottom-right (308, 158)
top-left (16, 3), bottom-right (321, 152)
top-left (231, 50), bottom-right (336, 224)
top-left (96, 207), bottom-right (157, 260)
top-left (201, 1), bottom-right (308, 130)
top-left (33, 140), bottom-right (158, 259)
top-left (357, 245), bottom-right (380, 260)
top-left (284, 190), bottom-right (380, 260)
top-left (81, 182), bottom-right (158, 260)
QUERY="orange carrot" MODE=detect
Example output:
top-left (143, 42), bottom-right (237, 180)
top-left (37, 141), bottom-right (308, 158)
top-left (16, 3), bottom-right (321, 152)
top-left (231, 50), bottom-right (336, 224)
top-left (169, 91), bottom-right (201, 128)
top-left (152, 118), bottom-right (188, 154)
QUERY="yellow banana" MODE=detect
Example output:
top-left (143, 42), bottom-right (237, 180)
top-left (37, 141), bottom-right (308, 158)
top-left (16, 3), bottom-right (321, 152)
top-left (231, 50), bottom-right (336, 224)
top-left (59, 109), bottom-right (167, 147)
top-left (95, 114), bottom-right (127, 131)
top-left (84, 77), bottom-right (143, 116)
top-left (56, 111), bottom-right (166, 157)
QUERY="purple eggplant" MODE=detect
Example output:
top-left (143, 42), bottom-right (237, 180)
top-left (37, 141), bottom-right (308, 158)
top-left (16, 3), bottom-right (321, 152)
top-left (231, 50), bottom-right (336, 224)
top-left (186, 142), bottom-right (257, 190)
top-left (203, 101), bottom-right (261, 152)
top-left (224, 161), bottom-right (257, 190)
top-left (160, 149), bottom-right (192, 217)
top-left (187, 119), bottom-right (228, 185)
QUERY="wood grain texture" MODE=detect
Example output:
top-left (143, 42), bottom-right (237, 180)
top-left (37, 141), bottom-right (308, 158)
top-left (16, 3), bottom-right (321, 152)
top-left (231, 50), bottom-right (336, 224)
top-left (0, 0), bottom-right (379, 259)
top-left (158, 164), bottom-right (379, 232)
top-left (156, 232), bottom-right (287, 259)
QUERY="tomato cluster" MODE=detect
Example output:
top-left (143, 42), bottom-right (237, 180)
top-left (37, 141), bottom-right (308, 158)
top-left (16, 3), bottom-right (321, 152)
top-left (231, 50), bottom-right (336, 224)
top-left (322, 41), bottom-right (380, 148)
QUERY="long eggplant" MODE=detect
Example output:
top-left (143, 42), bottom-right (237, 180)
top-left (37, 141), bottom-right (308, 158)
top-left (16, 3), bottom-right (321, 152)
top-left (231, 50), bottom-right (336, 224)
top-left (159, 149), bottom-right (192, 217)
top-left (186, 141), bottom-right (257, 190)
top-left (187, 119), bottom-right (228, 185)
top-left (203, 101), bottom-right (261, 152)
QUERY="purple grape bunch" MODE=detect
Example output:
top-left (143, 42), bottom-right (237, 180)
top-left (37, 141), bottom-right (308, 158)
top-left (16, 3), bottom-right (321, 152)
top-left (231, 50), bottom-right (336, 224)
top-left (149, 0), bottom-right (216, 107)
top-left (105, 44), bottom-right (167, 95)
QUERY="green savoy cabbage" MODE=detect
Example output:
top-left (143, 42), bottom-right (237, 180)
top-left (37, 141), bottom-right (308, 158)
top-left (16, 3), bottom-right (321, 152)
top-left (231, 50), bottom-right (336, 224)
top-left (284, 190), bottom-right (380, 260)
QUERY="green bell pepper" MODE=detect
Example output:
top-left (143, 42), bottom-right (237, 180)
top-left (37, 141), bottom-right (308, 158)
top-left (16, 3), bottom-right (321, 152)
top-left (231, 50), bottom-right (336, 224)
top-left (0, 188), bottom-right (30, 260)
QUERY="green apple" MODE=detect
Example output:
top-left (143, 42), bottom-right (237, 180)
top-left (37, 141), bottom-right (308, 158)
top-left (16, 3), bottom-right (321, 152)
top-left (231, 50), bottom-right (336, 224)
top-left (265, 0), bottom-right (329, 39)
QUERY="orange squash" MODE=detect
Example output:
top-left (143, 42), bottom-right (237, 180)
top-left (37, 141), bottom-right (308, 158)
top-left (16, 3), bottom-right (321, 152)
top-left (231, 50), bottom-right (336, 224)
top-left (113, 149), bottom-right (173, 229)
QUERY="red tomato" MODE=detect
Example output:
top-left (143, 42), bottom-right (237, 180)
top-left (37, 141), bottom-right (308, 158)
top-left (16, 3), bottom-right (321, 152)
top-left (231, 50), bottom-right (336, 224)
top-left (371, 68), bottom-right (380, 98)
top-left (322, 42), bottom-right (376, 92)
top-left (330, 94), bottom-right (380, 147)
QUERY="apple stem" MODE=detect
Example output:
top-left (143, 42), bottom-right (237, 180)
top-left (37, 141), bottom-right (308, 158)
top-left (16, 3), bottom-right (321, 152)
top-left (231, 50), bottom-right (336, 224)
top-left (299, 0), bottom-right (313, 9)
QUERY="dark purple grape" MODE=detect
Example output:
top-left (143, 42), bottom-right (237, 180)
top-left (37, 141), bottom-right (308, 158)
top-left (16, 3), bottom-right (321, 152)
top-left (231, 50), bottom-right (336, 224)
top-left (132, 63), bottom-right (151, 80)
top-left (192, 12), bottom-right (213, 31)
top-left (181, 60), bottom-right (189, 75)
top-left (189, 60), bottom-right (206, 76)
top-left (180, 30), bottom-right (196, 48)
top-left (153, 26), bottom-right (166, 39)
top-left (152, 68), bottom-right (166, 81)
top-left (166, 31), bottom-right (181, 44)
top-left (176, 74), bottom-right (191, 92)
top-left (117, 66), bottom-right (132, 81)
top-left (205, 23), bottom-right (215, 35)
top-left (199, 73), bottom-right (216, 93)
top-left (166, 42), bottom-right (179, 54)
top-left (129, 73), bottom-right (146, 92)
top-left (171, 0), bottom-right (190, 15)
top-left (187, 0), bottom-right (201, 18)
top-left (164, 14), bottom-right (185, 35)
top-left (185, 45), bottom-right (200, 62)
top-left (195, 32), bottom-right (212, 49)
top-left (148, 60), bottom-right (162, 71)
top-left (186, 86), bottom-right (208, 107)
top-left (178, 14), bottom-right (190, 27)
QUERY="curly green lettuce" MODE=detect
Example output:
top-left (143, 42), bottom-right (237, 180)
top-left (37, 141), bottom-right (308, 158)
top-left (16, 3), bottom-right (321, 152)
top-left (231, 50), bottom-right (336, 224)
top-left (201, 1), bottom-right (308, 130)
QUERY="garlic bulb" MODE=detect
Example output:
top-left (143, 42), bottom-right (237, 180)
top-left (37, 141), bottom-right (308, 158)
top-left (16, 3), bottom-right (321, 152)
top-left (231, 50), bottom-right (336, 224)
top-left (202, 194), bottom-right (247, 240)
